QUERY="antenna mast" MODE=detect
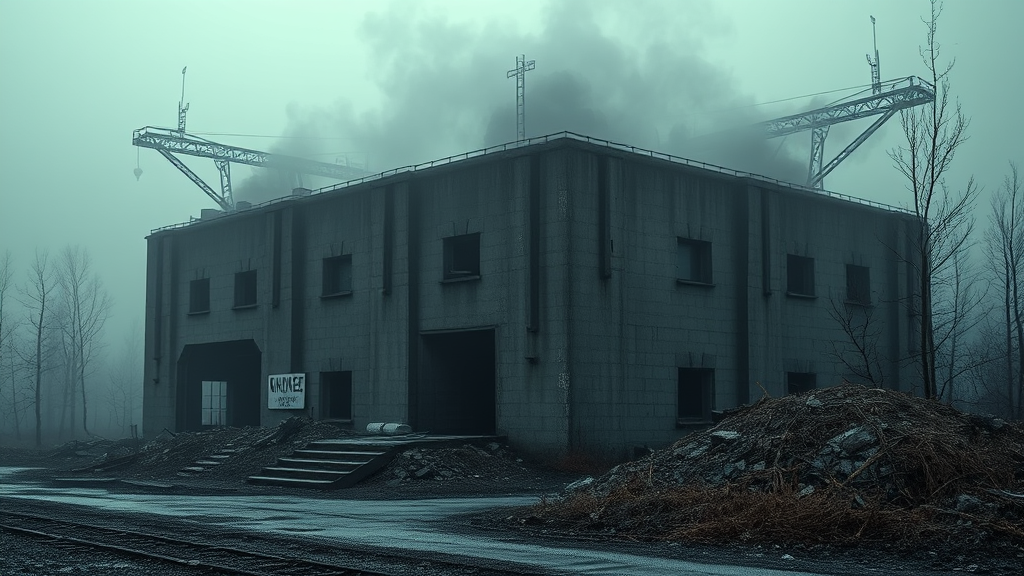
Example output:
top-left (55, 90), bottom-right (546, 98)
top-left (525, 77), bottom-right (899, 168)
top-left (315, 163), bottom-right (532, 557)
top-left (506, 54), bottom-right (536, 142)
top-left (178, 66), bottom-right (189, 134)
top-left (866, 16), bottom-right (881, 94)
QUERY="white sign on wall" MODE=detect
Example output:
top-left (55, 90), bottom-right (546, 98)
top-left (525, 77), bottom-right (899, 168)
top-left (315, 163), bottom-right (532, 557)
top-left (268, 373), bottom-right (306, 409)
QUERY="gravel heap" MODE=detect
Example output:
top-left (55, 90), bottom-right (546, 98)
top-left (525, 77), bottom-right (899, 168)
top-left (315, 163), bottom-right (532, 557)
top-left (368, 442), bottom-right (569, 494)
top-left (12, 418), bottom-right (349, 487)
top-left (530, 385), bottom-right (1024, 551)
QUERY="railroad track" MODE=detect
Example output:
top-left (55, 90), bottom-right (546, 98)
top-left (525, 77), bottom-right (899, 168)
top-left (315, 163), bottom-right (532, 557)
top-left (0, 508), bottom-right (548, 576)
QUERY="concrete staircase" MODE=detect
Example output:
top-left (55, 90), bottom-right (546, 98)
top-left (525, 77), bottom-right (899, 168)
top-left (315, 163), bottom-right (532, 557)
top-left (247, 440), bottom-right (396, 489)
top-left (177, 445), bottom-right (240, 477)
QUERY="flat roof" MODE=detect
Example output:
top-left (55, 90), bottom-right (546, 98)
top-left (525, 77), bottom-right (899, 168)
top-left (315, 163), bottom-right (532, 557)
top-left (151, 131), bottom-right (912, 234)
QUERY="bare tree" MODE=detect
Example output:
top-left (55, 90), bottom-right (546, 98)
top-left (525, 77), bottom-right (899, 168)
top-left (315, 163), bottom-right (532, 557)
top-left (826, 292), bottom-right (885, 386)
top-left (888, 0), bottom-right (980, 399)
top-left (57, 246), bottom-right (112, 437)
top-left (984, 162), bottom-right (1024, 417)
top-left (0, 251), bottom-right (19, 436)
top-left (19, 250), bottom-right (56, 446)
top-left (106, 321), bottom-right (143, 436)
top-left (932, 253), bottom-right (988, 401)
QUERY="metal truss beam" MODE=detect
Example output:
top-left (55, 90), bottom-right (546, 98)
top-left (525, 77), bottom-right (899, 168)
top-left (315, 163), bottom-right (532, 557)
top-left (758, 76), bottom-right (934, 139)
top-left (133, 127), bottom-right (369, 181)
top-left (157, 149), bottom-right (232, 211)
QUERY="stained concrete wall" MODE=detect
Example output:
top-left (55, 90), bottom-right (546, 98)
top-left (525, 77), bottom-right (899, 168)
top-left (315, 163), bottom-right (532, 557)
top-left (552, 146), bottom-right (918, 463)
top-left (143, 137), bottom-right (920, 465)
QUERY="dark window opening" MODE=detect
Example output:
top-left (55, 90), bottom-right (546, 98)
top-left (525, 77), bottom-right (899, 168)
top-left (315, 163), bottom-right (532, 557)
top-left (234, 270), bottom-right (258, 308)
top-left (787, 372), bottom-right (817, 395)
top-left (443, 233), bottom-right (480, 280)
top-left (677, 238), bottom-right (713, 284)
top-left (322, 255), bottom-right (353, 296)
top-left (189, 278), bottom-right (210, 314)
top-left (677, 367), bottom-right (714, 423)
top-left (320, 371), bottom-right (352, 420)
top-left (846, 264), bottom-right (871, 305)
top-left (787, 254), bottom-right (815, 297)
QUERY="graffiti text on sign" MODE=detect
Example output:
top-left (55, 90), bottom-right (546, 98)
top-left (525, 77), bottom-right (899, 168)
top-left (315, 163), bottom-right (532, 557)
top-left (268, 373), bottom-right (306, 410)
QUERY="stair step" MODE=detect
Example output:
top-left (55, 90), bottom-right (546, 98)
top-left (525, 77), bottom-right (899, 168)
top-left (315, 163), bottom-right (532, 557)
top-left (261, 467), bottom-right (350, 480)
top-left (181, 466), bottom-right (206, 473)
top-left (248, 476), bottom-right (335, 487)
top-left (277, 458), bottom-right (363, 470)
top-left (293, 449), bottom-right (383, 459)
top-left (306, 443), bottom-right (392, 453)
top-left (195, 460), bottom-right (221, 466)
top-left (210, 454), bottom-right (232, 459)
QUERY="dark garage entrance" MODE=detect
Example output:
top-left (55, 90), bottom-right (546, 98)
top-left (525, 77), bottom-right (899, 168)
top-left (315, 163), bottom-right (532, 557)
top-left (176, 340), bottom-right (262, 431)
top-left (417, 329), bottom-right (495, 435)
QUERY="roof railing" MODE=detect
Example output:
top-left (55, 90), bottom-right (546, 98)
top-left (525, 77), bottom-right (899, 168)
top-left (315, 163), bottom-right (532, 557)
top-left (152, 131), bottom-right (912, 233)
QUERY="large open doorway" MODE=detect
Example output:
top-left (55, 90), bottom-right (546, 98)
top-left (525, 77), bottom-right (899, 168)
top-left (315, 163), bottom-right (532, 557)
top-left (176, 340), bottom-right (261, 431)
top-left (417, 329), bottom-right (496, 434)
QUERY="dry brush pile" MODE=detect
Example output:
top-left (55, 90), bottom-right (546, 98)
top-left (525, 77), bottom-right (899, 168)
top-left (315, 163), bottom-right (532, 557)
top-left (531, 385), bottom-right (1024, 549)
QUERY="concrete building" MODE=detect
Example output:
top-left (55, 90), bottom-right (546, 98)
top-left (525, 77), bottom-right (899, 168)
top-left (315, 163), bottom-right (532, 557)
top-left (143, 133), bottom-right (921, 464)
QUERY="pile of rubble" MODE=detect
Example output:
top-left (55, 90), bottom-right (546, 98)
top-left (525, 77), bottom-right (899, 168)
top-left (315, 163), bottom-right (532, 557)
top-left (374, 442), bottom-right (560, 492)
top-left (20, 418), bottom-right (349, 486)
top-left (532, 385), bottom-right (1024, 550)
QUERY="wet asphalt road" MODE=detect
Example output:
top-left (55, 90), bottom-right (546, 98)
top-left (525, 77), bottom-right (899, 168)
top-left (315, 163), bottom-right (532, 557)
top-left (0, 467), bottom-right (830, 576)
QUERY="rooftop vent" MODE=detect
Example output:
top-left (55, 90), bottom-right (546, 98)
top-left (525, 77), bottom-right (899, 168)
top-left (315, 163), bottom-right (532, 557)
top-left (292, 187), bottom-right (312, 197)
top-left (236, 201), bottom-right (252, 211)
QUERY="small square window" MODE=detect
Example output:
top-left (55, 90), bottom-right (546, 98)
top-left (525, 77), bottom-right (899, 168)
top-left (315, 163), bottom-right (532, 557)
top-left (189, 278), bottom-right (210, 314)
top-left (787, 372), bottom-right (816, 395)
top-left (322, 255), bottom-right (353, 296)
top-left (443, 233), bottom-right (480, 280)
top-left (234, 270), bottom-right (258, 308)
top-left (846, 264), bottom-right (871, 305)
top-left (320, 371), bottom-right (352, 420)
top-left (677, 238), bottom-right (713, 284)
top-left (201, 380), bottom-right (227, 426)
top-left (677, 367), bottom-right (714, 423)
top-left (787, 254), bottom-right (815, 297)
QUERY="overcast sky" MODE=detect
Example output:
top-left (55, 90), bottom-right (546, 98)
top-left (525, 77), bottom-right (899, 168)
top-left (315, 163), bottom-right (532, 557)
top-left (1, 0), bottom-right (1021, 347)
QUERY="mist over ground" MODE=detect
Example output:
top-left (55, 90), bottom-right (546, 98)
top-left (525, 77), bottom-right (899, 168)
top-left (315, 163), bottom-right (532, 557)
top-left (237, 0), bottom-right (807, 203)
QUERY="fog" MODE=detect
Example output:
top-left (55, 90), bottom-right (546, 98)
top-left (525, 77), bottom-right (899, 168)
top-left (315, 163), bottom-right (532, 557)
top-left (1, 0), bottom-right (1022, 441)
top-left (238, 0), bottom-right (808, 203)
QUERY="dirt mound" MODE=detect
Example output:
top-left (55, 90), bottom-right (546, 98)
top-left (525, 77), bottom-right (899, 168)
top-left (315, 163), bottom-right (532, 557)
top-left (368, 442), bottom-right (575, 494)
top-left (529, 385), bottom-right (1024, 551)
top-left (19, 417), bottom-right (350, 486)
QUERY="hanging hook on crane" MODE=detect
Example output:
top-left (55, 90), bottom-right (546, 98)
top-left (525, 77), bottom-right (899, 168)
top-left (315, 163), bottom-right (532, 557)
top-left (134, 146), bottom-right (143, 181)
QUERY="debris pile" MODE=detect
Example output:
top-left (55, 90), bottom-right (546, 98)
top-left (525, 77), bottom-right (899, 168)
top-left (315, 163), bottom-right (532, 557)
top-left (531, 385), bottom-right (1024, 549)
top-left (378, 442), bottom-right (542, 488)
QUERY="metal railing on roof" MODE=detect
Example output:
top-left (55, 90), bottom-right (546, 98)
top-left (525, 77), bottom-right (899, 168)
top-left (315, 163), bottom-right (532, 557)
top-left (151, 131), bottom-right (912, 233)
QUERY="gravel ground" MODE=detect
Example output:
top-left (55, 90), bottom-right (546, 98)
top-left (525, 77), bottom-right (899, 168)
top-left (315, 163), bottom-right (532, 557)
top-left (1, 531), bottom-right (233, 576)
top-left (4, 415), bottom-right (1023, 575)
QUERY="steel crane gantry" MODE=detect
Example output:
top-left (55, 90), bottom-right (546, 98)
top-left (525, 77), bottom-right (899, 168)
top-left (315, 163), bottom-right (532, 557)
top-left (132, 127), bottom-right (370, 211)
top-left (712, 16), bottom-right (936, 190)
top-left (758, 76), bottom-right (935, 189)
top-left (133, 67), bottom-right (368, 211)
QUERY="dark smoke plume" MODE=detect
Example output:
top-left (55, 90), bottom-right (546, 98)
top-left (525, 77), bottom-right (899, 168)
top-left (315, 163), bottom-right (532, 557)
top-left (236, 0), bottom-right (808, 203)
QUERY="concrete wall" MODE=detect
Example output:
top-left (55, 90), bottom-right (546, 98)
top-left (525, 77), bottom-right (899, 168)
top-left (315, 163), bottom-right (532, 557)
top-left (143, 138), bottom-right (920, 465)
top-left (553, 146), bottom-right (918, 463)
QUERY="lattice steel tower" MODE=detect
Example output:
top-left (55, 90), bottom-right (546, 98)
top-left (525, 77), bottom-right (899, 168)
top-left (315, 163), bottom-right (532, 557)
top-left (506, 54), bottom-right (536, 141)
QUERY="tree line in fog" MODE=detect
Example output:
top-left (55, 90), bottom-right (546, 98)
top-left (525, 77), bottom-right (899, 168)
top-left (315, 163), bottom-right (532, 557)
top-left (825, 2), bottom-right (1023, 419)
top-left (0, 246), bottom-right (141, 446)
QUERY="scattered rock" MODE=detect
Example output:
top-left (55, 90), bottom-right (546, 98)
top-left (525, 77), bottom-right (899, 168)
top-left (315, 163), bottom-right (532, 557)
top-left (796, 485), bottom-right (815, 498)
top-left (565, 476), bottom-right (595, 492)
top-left (710, 430), bottom-right (741, 444)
